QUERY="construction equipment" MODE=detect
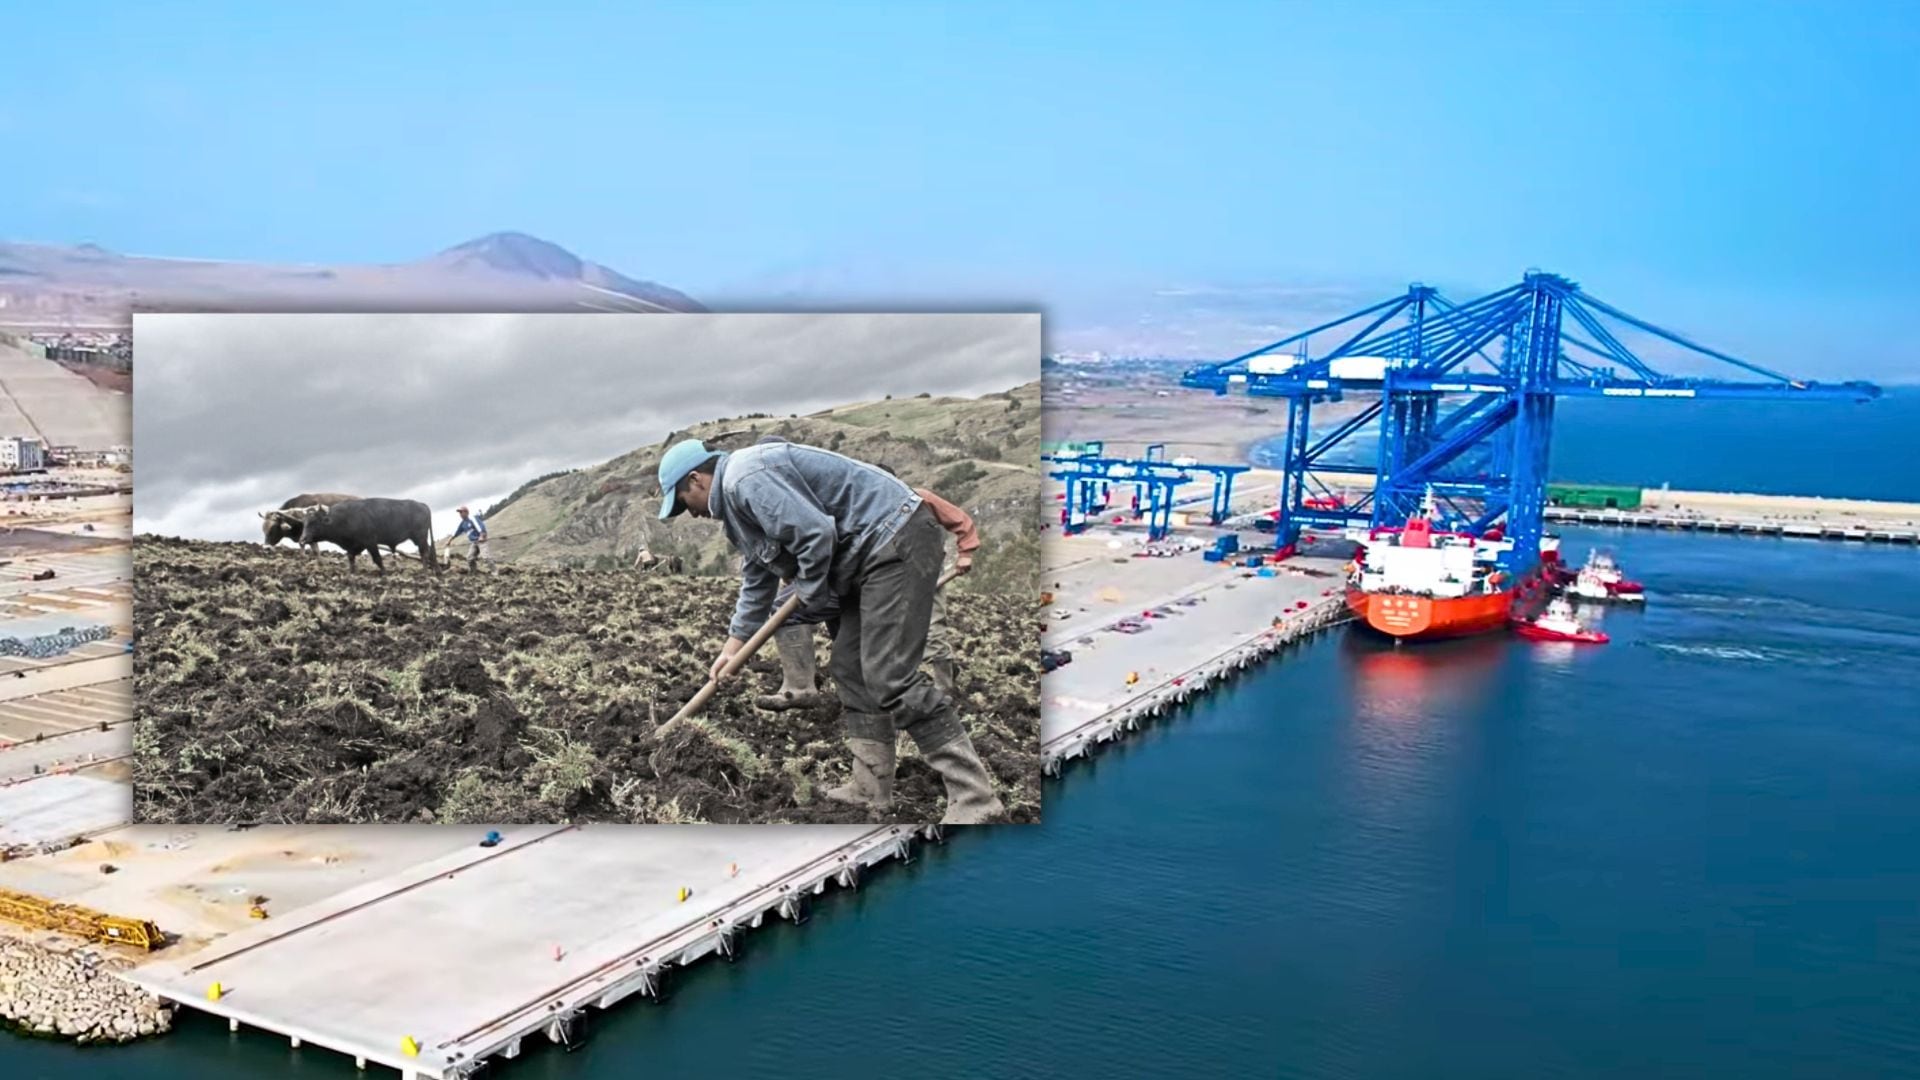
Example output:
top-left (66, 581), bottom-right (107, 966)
top-left (0, 888), bottom-right (164, 950)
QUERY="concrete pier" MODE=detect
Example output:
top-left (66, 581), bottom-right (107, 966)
top-left (1545, 503), bottom-right (1920, 543)
top-left (1040, 532), bottom-right (1351, 775)
top-left (1542, 489), bottom-right (1920, 544)
top-left (124, 823), bottom-right (935, 1078)
top-left (1042, 594), bottom-right (1346, 775)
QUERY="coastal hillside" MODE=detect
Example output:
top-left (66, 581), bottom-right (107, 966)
top-left (484, 380), bottom-right (1042, 594)
top-left (0, 232), bottom-right (701, 330)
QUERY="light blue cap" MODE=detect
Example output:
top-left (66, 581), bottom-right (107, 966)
top-left (657, 439), bottom-right (719, 519)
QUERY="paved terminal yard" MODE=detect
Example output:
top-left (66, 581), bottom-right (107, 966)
top-left (0, 491), bottom-right (135, 849)
top-left (0, 485), bottom-right (1363, 1076)
top-left (124, 824), bottom-right (929, 1077)
top-left (0, 335), bottom-right (129, 450)
top-left (1040, 529), bottom-right (1349, 769)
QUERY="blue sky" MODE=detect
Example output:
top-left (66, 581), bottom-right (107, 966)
top-left (3, 2), bottom-right (1916, 376)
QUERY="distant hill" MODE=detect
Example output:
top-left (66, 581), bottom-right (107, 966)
top-left (0, 231), bottom-right (702, 330)
top-left (485, 381), bottom-right (1041, 595)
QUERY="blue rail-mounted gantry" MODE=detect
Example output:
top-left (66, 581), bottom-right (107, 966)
top-left (1180, 271), bottom-right (1881, 571)
top-left (1044, 442), bottom-right (1251, 541)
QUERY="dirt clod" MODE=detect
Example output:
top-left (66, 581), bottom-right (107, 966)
top-left (131, 536), bottom-right (1041, 825)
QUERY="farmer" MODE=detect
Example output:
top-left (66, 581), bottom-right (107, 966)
top-left (442, 506), bottom-right (490, 572)
top-left (657, 437), bottom-right (1004, 824)
top-left (761, 486), bottom-right (972, 707)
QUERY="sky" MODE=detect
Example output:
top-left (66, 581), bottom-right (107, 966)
top-left (3, 2), bottom-right (1917, 378)
top-left (131, 312), bottom-right (1037, 541)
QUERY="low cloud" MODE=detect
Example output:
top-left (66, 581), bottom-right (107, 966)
top-left (134, 312), bottom-right (1037, 541)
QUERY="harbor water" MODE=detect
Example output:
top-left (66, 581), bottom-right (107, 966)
top-left (8, 522), bottom-right (1918, 1078)
top-left (1252, 385), bottom-right (1920, 503)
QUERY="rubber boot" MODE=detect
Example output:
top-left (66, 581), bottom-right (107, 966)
top-left (823, 737), bottom-right (896, 812)
top-left (912, 726), bottom-right (1006, 825)
top-left (928, 657), bottom-right (957, 697)
top-left (757, 624), bottom-right (824, 710)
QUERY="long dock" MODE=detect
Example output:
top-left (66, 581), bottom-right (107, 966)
top-left (1042, 594), bottom-right (1345, 775)
top-left (1545, 504), bottom-right (1920, 543)
top-left (1040, 534), bottom-right (1351, 775)
top-left (125, 824), bottom-right (935, 1078)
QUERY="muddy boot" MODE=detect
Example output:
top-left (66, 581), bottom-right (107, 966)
top-left (928, 657), bottom-right (957, 697)
top-left (756, 624), bottom-right (824, 711)
top-left (822, 736), bottom-right (896, 812)
top-left (908, 720), bottom-right (1006, 825)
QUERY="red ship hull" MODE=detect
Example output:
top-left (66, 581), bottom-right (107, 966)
top-left (1347, 586), bottom-right (1517, 640)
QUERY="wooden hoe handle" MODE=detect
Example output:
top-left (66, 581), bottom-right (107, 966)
top-left (663, 567), bottom-right (961, 728)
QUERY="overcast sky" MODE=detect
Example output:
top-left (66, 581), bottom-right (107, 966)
top-left (133, 312), bottom-right (1037, 541)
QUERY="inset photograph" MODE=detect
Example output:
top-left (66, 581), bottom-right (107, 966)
top-left (130, 312), bottom-right (1041, 825)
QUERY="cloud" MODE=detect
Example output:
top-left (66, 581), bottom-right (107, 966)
top-left (133, 312), bottom-right (1038, 541)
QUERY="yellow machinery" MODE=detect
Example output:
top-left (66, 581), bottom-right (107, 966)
top-left (0, 888), bottom-right (163, 950)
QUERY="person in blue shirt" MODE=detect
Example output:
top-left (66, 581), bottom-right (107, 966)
top-left (442, 506), bottom-right (490, 572)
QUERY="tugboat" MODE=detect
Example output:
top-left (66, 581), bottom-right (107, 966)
top-left (1513, 596), bottom-right (1610, 644)
top-left (1345, 491), bottom-right (1533, 641)
top-left (1582, 549), bottom-right (1642, 595)
top-left (1567, 558), bottom-right (1646, 604)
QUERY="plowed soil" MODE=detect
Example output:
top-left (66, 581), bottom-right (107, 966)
top-left (131, 538), bottom-right (1039, 825)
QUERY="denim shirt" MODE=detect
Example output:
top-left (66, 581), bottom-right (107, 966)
top-left (710, 442), bottom-right (922, 640)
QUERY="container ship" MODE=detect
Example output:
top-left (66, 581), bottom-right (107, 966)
top-left (1344, 497), bottom-right (1552, 641)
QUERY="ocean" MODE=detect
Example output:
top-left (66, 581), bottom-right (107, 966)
top-left (1252, 384), bottom-right (1920, 503)
top-left (8, 409), bottom-right (1920, 1079)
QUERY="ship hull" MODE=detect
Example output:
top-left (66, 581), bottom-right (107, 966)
top-left (1513, 621), bottom-right (1609, 644)
top-left (1347, 586), bottom-right (1518, 640)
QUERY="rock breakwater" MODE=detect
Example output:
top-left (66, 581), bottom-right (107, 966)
top-left (0, 937), bottom-right (171, 1043)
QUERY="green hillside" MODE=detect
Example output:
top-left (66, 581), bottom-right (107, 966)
top-left (484, 381), bottom-right (1041, 595)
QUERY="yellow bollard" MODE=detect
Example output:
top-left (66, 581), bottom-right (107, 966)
top-left (206, 982), bottom-right (223, 1002)
top-left (401, 1035), bottom-right (420, 1058)
top-left (677, 886), bottom-right (691, 902)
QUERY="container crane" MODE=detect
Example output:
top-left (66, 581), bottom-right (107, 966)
top-left (1044, 442), bottom-right (1251, 541)
top-left (1181, 271), bottom-right (1880, 571)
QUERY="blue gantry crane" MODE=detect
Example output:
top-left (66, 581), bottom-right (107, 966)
top-left (1181, 271), bottom-right (1880, 571)
top-left (1045, 442), bottom-right (1251, 541)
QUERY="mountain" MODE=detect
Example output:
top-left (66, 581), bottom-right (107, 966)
top-left (484, 380), bottom-right (1042, 595)
top-left (0, 232), bottom-right (702, 331)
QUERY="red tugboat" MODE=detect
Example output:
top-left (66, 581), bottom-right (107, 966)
top-left (1513, 596), bottom-right (1610, 644)
top-left (1345, 492), bottom-right (1537, 641)
top-left (1583, 549), bottom-right (1643, 595)
top-left (1565, 549), bottom-right (1646, 604)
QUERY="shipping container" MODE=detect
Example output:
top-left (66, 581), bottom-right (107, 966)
top-left (1546, 483), bottom-right (1643, 510)
top-left (1329, 355), bottom-right (1394, 380)
top-left (1248, 354), bottom-right (1300, 375)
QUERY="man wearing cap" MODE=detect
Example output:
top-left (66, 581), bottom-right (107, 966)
top-left (442, 506), bottom-right (490, 572)
top-left (657, 437), bottom-right (1005, 824)
top-left (760, 486), bottom-right (973, 708)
